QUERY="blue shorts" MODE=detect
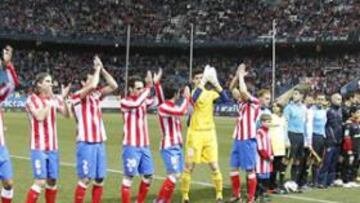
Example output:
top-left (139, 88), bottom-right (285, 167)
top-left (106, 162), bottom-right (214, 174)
top-left (161, 145), bottom-right (184, 174)
top-left (230, 139), bottom-right (257, 171)
top-left (257, 173), bottom-right (270, 179)
top-left (76, 142), bottom-right (107, 179)
top-left (122, 146), bottom-right (154, 176)
top-left (31, 150), bottom-right (59, 179)
top-left (0, 146), bottom-right (12, 180)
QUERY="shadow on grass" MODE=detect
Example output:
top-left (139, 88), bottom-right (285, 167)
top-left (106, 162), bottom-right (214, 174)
top-left (101, 187), bottom-right (246, 202)
top-left (101, 193), bottom-right (158, 203)
top-left (169, 187), bottom-right (234, 203)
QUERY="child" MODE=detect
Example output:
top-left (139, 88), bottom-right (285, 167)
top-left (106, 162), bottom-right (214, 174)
top-left (256, 114), bottom-right (273, 201)
top-left (269, 103), bottom-right (289, 193)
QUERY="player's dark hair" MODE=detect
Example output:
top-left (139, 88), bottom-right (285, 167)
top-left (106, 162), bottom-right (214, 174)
top-left (192, 68), bottom-right (203, 78)
top-left (273, 103), bottom-right (284, 114)
top-left (162, 82), bottom-right (180, 100)
top-left (33, 72), bottom-right (51, 95)
top-left (79, 67), bottom-right (96, 83)
top-left (128, 75), bottom-right (143, 89)
top-left (349, 105), bottom-right (360, 116)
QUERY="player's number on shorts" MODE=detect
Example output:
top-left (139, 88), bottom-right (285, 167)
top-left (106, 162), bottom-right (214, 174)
top-left (126, 158), bottom-right (137, 172)
top-left (35, 159), bottom-right (42, 175)
top-left (171, 156), bottom-right (179, 170)
top-left (82, 160), bottom-right (89, 175)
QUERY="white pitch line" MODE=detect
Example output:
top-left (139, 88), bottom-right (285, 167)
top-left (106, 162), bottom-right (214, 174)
top-left (278, 195), bottom-right (339, 203)
top-left (11, 155), bottom-right (339, 203)
top-left (10, 155), bottom-right (213, 187)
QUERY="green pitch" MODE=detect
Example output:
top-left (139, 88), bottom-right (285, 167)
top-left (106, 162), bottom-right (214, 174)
top-left (3, 112), bottom-right (359, 203)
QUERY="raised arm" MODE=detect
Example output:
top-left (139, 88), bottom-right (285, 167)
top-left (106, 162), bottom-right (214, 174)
top-left (153, 68), bottom-right (165, 104)
top-left (276, 83), bottom-right (310, 106)
top-left (159, 98), bottom-right (189, 117)
top-left (206, 66), bottom-right (230, 103)
top-left (0, 46), bottom-right (20, 102)
top-left (158, 86), bottom-right (190, 117)
top-left (229, 72), bottom-right (239, 91)
top-left (57, 84), bottom-right (72, 118)
top-left (121, 71), bottom-right (152, 110)
top-left (74, 56), bottom-right (102, 99)
top-left (99, 66), bottom-right (118, 96)
top-left (120, 88), bottom-right (150, 110)
top-left (238, 64), bottom-right (252, 100)
top-left (275, 88), bottom-right (295, 107)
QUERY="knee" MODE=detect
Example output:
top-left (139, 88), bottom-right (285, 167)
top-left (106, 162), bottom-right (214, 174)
top-left (46, 179), bottom-right (57, 187)
top-left (122, 176), bottom-right (133, 187)
top-left (142, 174), bottom-right (153, 183)
top-left (94, 178), bottom-right (104, 185)
top-left (174, 173), bottom-right (181, 180)
top-left (167, 174), bottom-right (180, 184)
top-left (246, 170), bottom-right (256, 179)
top-left (209, 162), bottom-right (219, 171)
top-left (79, 178), bottom-right (91, 187)
top-left (2, 179), bottom-right (13, 189)
top-left (34, 179), bottom-right (47, 188)
top-left (185, 163), bottom-right (195, 173)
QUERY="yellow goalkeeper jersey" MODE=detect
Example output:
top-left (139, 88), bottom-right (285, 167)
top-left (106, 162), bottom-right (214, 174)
top-left (189, 87), bottom-right (219, 131)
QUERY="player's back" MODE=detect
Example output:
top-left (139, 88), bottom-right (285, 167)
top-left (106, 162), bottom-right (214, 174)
top-left (189, 88), bottom-right (219, 131)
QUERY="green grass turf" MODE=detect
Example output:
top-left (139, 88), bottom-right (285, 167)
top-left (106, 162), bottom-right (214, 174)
top-left (3, 112), bottom-right (360, 202)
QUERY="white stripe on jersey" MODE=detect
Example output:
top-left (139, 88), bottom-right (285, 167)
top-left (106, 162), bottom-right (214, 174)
top-left (158, 98), bottom-right (189, 149)
top-left (26, 94), bottom-right (63, 151)
top-left (70, 90), bottom-right (107, 143)
top-left (121, 83), bottom-right (162, 147)
top-left (0, 65), bottom-right (18, 146)
top-left (0, 114), bottom-right (4, 145)
top-left (233, 96), bottom-right (260, 141)
top-left (256, 127), bottom-right (273, 174)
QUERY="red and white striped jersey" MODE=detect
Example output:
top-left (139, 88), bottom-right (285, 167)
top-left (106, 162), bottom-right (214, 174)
top-left (256, 127), bottom-right (273, 174)
top-left (158, 98), bottom-right (189, 149)
top-left (69, 90), bottom-right (106, 143)
top-left (121, 83), bottom-right (162, 147)
top-left (26, 94), bottom-right (65, 151)
top-left (233, 96), bottom-right (260, 140)
top-left (0, 63), bottom-right (19, 146)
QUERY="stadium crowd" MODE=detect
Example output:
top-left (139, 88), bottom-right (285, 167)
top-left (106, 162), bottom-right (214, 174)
top-left (8, 49), bottom-right (359, 97)
top-left (0, 0), bottom-right (359, 41)
top-left (0, 0), bottom-right (358, 202)
top-left (0, 45), bottom-right (359, 203)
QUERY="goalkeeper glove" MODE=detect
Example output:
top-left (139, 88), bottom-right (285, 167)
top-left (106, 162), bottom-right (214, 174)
top-left (208, 66), bottom-right (220, 88)
top-left (200, 65), bottom-right (211, 86)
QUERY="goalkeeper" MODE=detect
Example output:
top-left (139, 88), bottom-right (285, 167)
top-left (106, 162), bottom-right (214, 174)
top-left (181, 65), bottom-right (230, 203)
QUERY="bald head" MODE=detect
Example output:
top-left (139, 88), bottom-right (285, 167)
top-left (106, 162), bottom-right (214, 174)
top-left (331, 93), bottom-right (342, 106)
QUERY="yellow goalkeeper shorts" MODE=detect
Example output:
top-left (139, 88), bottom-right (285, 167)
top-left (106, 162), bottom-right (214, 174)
top-left (184, 128), bottom-right (218, 164)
